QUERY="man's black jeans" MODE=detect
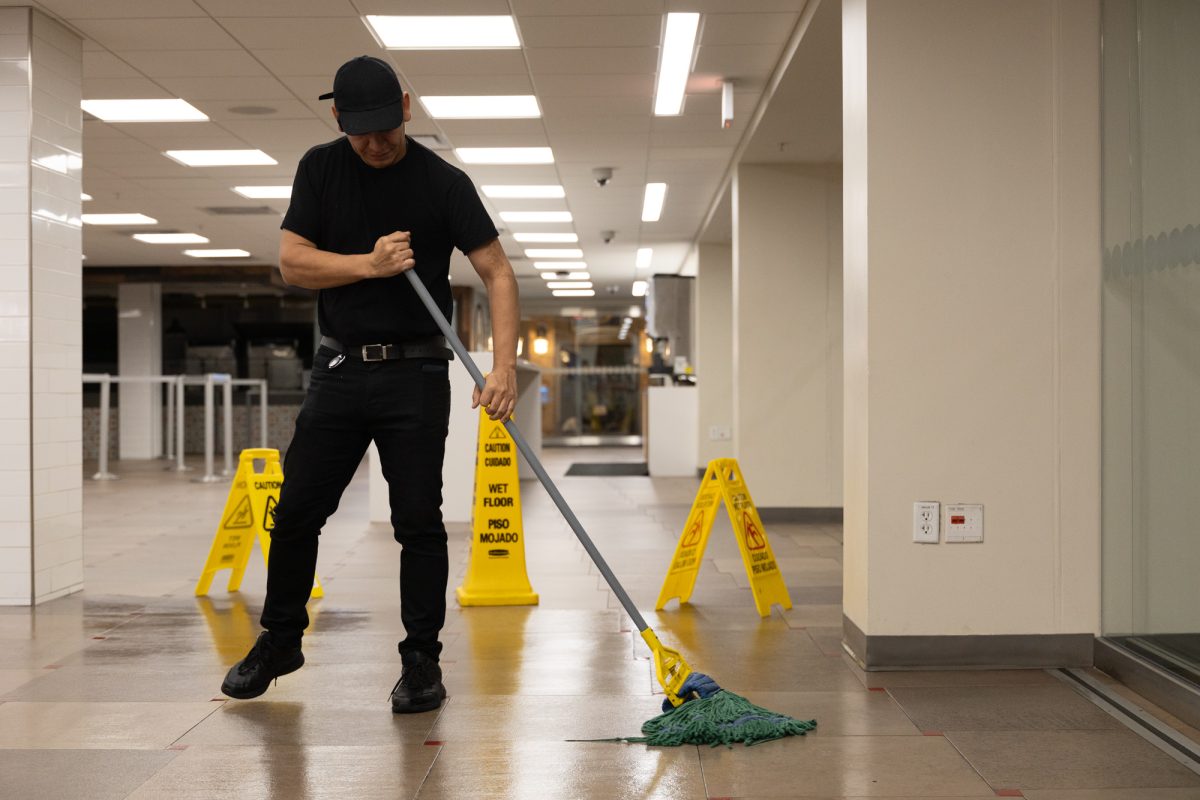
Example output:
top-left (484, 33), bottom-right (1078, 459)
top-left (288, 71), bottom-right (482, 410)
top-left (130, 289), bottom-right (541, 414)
top-left (261, 345), bottom-right (452, 659)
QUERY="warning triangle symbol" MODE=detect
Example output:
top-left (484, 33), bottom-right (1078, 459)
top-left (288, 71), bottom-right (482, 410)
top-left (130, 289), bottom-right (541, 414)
top-left (224, 495), bottom-right (253, 530)
top-left (263, 496), bottom-right (277, 532)
top-left (488, 427), bottom-right (507, 440)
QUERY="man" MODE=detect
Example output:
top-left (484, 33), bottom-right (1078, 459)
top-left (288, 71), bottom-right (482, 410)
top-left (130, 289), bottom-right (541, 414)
top-left (220, 55), bottom-right (519, 714)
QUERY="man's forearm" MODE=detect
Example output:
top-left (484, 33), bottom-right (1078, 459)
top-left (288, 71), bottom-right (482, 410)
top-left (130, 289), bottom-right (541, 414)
top-left (485, 271), bottom-right (520, 368)
top-left (280, 244), bottom-right (371, 290)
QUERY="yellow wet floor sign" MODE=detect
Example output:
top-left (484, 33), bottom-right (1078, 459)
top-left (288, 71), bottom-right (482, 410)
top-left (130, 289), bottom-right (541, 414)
top-left (195, 448), bottom-right (324, 599)
top-left (656, 458), bottom-right (791, 617)
top-left (456, 409), bottom-right (538, 606)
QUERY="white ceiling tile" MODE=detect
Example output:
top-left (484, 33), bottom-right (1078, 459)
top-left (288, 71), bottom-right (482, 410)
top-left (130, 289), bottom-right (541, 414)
top-left (355, 0), bottom-right (510, 12)
top-left (83, 135), bottom-right (154, 154)
top-left (543, 114), bottom-right (652, 135)
top-left (200, 98), bottom-right (323, 122)
top-left (649, 129), bottom-right (740, 148)
top-left (702, 12), bottom-right (799, 46)
top-left (445, 132), bottom-right (548, 148)
top-left (534, 74), bottom-right (654, 98)
top-left (548, 132), bottom-right (649, 151)
top-left (120, 49), bottom-right (270, 78)
top-left (153, 75), bottom-right (295, 101)
top-left (219, 18), bottom-right (378, 51)
top-left (196, 0), bottom-right (358, 16)
top-left (409, 74), bottom-right (534, 96)
top-left (256, 47), bottom-right (387, 77)
top-left (453, 164), bottom-right (560, 184)
top-left (517, 16), bottom-right (662, 48)
top-left (540, 95), bottom-right (652, 117)
top-left (392, 50), bottom-right (530, 77)
top-left (82, 77), bottom-right (172, 99)
top-left (72, 18), bottom-right (242, 51)
top-left (514, 0), bottom-right (664, 15)
top-left (219, 118), bottom-right (344, 148)
top-left (693, 44), bottom-right (780, 78)
top-left (81, 51), bottom-right (141, 79)
top-left (37, 0), bottom-right (205, 18)
top-left (435, 118), bottom-right (545, 138)
top-left (668, 0), bottom-right (809, 11)
top-left (109, 120), bottom-right (238, 142)
top-left (525, 47), bottom-right (658, 75)
top-left (553, 145), bottom-right (647, 165)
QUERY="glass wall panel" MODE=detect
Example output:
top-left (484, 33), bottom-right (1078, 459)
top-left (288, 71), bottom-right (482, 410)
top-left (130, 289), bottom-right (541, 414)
top-left (1102, 0), bottom-right (1200, 685)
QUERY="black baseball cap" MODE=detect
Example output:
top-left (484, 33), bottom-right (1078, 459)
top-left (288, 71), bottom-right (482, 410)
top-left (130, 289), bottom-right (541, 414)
top-left (319, 55), bottom-right (406, 135)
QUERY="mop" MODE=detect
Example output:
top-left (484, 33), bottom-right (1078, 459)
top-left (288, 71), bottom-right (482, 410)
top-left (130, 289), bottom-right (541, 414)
top-left (406, 270), bottom-right (815, 747)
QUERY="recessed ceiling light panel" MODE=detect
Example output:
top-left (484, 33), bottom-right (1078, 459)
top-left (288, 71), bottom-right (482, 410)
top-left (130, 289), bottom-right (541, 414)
top-left (501, 211), bottom-right (572, 223)
top-left (513, 232), bottom-right (578, 243)
top-left (82, 98), bottom-right (208, 123)
top-left (533, 261), bottom-right (587, 270)
top-left (455, 147), bottom-right (553, 165)
top-left (642, 183), bottom-right (667, 222)
top-left (525, 248), bottom-right (583, 259)
top-left (82, 213), bottom-right (156, 225)
top-left (184, 249), bottom-right (250, 258)
top-left (133, 233), bottom-right (209, 244)
top-left (636, 247), bottom-right (653, 269)
top-left (552, 289), bottom-right (595, 298)
top-left (233, 185), bottom-right (292, 199)
top-left (482, 185), bottom-right (565, 199)
top-left (365, 15), bottom-right (520, 49)
top-left (420, 95), bottom-right (540, 119)
top-left (654, 13), bottom-right (701, 116)
top-left (165, 149), bottom-right (277, 167)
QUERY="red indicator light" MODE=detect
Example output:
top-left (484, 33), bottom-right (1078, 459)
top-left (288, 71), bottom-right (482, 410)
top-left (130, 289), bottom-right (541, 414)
top-left (951, 515), bottom-right (966, 525)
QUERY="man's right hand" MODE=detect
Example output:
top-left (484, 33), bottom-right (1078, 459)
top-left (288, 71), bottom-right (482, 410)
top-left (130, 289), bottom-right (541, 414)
top-left (367, 231), bottom-right (415, 278)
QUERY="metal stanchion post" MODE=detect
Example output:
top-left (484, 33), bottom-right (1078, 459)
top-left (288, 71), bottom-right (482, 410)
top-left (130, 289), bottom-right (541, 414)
top-left (172, 375), bottom-right (190, 472)
top-left (92, 374), bottom-right (118, 481)
top-left (163, 378), bottom-right (175, 461)
top-left (194, 374), bottom-right (220, 483)
top-left (221, 375), bottom-right (233, 476)
top-left (258, 379), bottom-right (269, 449)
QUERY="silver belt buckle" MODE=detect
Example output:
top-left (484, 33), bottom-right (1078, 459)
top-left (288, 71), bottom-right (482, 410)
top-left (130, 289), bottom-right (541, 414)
top-left (361, 344), bottom-right (386, 361)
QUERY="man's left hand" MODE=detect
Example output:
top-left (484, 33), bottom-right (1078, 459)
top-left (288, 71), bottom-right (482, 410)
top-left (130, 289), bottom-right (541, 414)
top-left (473, 366), bottom-right (517, 421)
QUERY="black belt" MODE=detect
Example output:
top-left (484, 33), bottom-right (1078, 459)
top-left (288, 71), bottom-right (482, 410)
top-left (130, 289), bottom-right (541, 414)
top-left (320, 335), bottom-right (453, 362)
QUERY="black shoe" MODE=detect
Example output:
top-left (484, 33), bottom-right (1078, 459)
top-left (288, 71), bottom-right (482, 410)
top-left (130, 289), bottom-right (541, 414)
top-left (390, 651), bottom-right (446, 714)
top-left (221, 631), bottom-right (304, 700)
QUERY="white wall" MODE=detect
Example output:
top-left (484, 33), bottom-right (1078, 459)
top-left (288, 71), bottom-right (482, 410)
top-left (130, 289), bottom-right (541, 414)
top-left (843, 0), bottom-right (1101, 637)
top-left (0, 9), bottom-right (82, 605)
top-left (696, 242), bottom-right (733, 468)
top-left (733, 163), bottom-right (842, 508)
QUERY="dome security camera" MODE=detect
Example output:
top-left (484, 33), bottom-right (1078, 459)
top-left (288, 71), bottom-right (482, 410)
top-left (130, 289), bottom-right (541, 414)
top-left (601, 230), bottom-right (616, 244)
top-left (592, 167), bottom-right (614, 187)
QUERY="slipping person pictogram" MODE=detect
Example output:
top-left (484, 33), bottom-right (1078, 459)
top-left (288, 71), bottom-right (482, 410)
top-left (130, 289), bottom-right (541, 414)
top-left (220, 55), bottom-right (520, 714)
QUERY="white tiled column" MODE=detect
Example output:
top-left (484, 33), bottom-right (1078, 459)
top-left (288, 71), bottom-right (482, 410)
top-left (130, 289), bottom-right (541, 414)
top-left (0, 8), bottom-right (82, 605)
top-left (695, 242), bottom-right (733, 469)
top-left (118, 283), bottom-right (162, 459)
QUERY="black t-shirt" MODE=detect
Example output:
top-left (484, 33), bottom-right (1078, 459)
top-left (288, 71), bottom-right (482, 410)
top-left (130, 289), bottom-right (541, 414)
top-left (281, 136), bottom-right (497, 346)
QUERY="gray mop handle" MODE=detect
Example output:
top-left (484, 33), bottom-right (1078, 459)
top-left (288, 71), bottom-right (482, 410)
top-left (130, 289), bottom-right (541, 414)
top-left (404, 269), bottom-right (651, 633)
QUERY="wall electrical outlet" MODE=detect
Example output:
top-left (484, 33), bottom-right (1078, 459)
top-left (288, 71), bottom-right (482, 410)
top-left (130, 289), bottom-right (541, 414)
top-left (913, 501), bottom-right (940, 543)
top-left (944, 504), bottom-right (984, 543)
top-left (708, 425), bottom-right (732, 441)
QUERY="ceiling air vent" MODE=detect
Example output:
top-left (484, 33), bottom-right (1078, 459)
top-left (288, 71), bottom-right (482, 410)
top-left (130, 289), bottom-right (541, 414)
top-left (203, 206), bottom-right (276, 216)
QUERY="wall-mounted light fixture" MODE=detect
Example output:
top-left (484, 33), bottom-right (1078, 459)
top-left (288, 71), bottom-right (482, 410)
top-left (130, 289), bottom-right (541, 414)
top-left (533, 325), bottom-right (550, 356)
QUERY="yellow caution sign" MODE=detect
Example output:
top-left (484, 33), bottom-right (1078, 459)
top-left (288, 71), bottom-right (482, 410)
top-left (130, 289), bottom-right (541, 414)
top-left (656, 458), bottom-right (791, 617)
top-left (195, 448), bottom-right (324, 599)
top-left (456, 409), bottom-right (538, 606)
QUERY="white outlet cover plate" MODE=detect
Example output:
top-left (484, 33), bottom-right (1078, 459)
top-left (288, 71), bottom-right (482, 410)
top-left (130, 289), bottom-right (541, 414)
top-left (912, 501), bottom-right (940, 544)
top-left (944, 504), bottom-right (984, 543)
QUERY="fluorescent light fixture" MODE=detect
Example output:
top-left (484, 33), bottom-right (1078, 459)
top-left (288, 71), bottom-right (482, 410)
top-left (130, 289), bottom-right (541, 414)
top-left (533, 261), bottom-right (586, 270)
top-left (82, 213), bottom-right (156, 225)
top-left (501, 211), bottom-right (573, 224)
top-left (513, 232), bottom-right (578, 243)
top-left (636, 247), bottom-right (653, 269)
top-left (133, 233), bottom-right (209, 244)
top-left (642, 182), bottom-right (667, 222)
top-left (365, 15), bottom-right (520, 49)
top-left (82, 98), bottom-right (208, 123)
top-left (165, 149), bottom-right (276, 167)
top-left (234, 185), bottom-right (291, 199)
top-left (80, 192), bottom-right (92, 201)
top-left (547, 281), bottom-right (593, 290)
top-left (654, 13), bottom-right (701, 116)
top-left (482, 185), bottom-right (565, 199)
top-left (552, 289), bottom-right (595, 298)
top-left (420, 95), bottom-right (540, 119)
top-left (525, 248), bottom-right (583, 259)
top-left (540, 272), bottom-right (590, 280)
top-left (184, 249), bottom-right (250, 258)
top-left (455, 147), bottom-right (553, 165)
top-left (632, 280), bottom-right (649, 297)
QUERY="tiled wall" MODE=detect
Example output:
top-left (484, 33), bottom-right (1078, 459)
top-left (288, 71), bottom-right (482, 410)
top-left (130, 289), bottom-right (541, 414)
top-left (0, 10), bottom-right (82, 605)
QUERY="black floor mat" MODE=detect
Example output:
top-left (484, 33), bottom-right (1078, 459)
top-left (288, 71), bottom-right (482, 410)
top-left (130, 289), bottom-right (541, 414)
top-left (565, 462), bottom-right (649, 477)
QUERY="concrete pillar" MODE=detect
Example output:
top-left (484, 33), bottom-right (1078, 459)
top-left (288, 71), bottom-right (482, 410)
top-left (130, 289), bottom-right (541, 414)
top-left (732, 163), bottom-right (842, 512)
top-left (841, 0), bottom-right (1101, 666)
top-left (695, 242), bottom-right (734, 469)
top-left (0, 9), bottom-right (83, 605)
top-left (118, 283), bottom-right (162, 459)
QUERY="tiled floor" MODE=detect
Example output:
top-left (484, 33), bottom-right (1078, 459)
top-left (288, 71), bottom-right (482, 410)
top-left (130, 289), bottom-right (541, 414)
top-left (2, 448), bottom-right (1199, 799)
